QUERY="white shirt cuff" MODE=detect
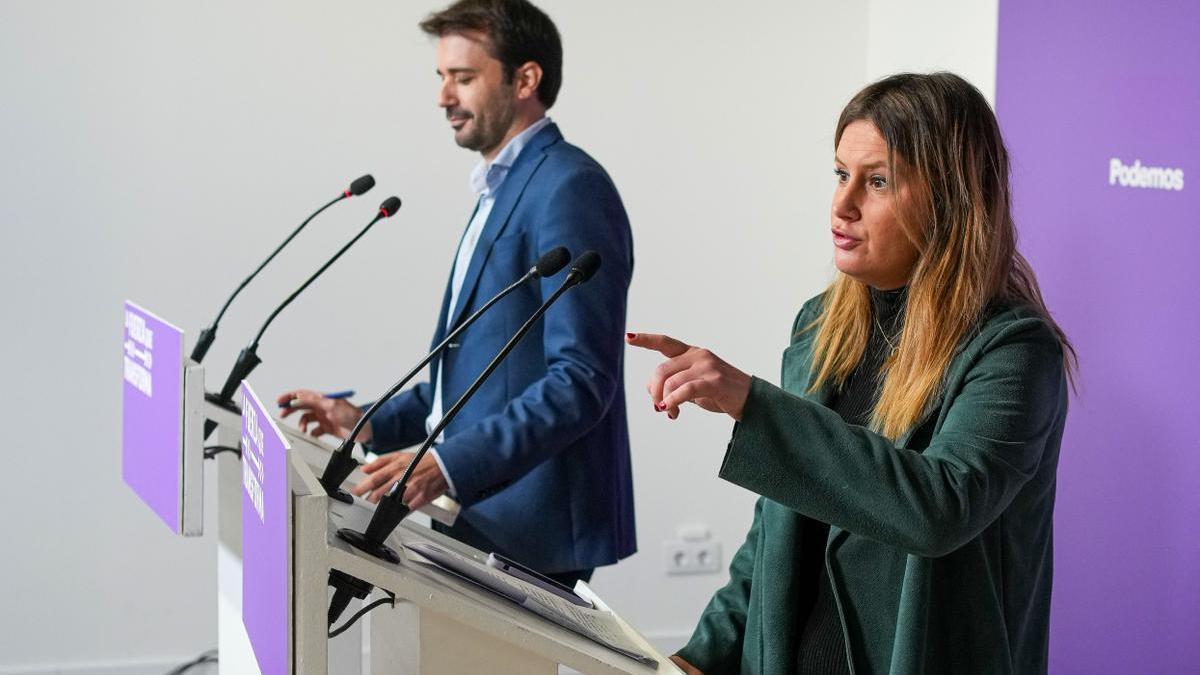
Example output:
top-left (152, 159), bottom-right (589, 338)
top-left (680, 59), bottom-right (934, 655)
top-left (428, 447), bottom-right (457, 498)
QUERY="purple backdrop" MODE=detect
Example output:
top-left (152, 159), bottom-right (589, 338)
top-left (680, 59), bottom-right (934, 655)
top-left (121, 301), bottom-right (184, 532)
top-left (241, 382), bottom-right (290, 675)
top-left (997, 2), bottom-right (1200, 672)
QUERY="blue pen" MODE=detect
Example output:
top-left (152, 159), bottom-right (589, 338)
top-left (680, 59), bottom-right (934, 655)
top-left (280, 389), bottom-right (355, 407)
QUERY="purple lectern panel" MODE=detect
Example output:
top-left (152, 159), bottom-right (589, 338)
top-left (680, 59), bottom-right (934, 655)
top-left (241, 382), bottom-right (290, 675)
top-left (121, 301), bottom-right (184, 532)
top-left (998, 2), bottom-right (1200, 672)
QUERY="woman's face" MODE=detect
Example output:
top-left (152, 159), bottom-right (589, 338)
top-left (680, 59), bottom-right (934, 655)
top-left (830, 120), bottom-right (921, 290)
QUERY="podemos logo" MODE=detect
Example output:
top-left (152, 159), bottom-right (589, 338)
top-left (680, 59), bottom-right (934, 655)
top-left (1109, 158), bottom-right (1184, 191)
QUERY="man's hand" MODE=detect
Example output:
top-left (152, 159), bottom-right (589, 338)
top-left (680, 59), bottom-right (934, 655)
top-left (277, 388), bottom-right (371, 442)
top-left (352, 451), bottom-right (448, 509)
top-left (626, 333), bottom-right (752, 421)
top-left (669, 655), bottom-right (705, 674)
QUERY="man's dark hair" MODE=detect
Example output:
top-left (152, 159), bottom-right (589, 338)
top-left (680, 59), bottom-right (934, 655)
top-left (420, 0), bottom-right (563, 109)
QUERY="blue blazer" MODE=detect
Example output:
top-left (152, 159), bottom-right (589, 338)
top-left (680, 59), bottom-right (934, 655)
top-left (368, 123), bottom-right (636, 573)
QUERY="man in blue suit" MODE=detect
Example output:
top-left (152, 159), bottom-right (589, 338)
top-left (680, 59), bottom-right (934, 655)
top-left (279, 0), bottom-right (635, 585)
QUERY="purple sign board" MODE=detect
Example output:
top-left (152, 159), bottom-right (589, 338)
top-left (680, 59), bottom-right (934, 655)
top-left (122, 301), bottom-right (184, 532)
top-left (997, 2), bottom-right (1199, 672)
top-left (241, 382), bottom-right (291, 675)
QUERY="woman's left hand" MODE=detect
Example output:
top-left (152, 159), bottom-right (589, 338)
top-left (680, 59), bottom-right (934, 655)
top-left (626, 333), bottom-right (752, 421)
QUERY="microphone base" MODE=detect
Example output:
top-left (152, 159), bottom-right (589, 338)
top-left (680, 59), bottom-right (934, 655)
top-left (337, 528), bottom-right (401, 565)
top-left (190, 326), bottom-right (216, 364)
top-left (319, 449), bottom-right (360, 503)
top-left (218, 346), bottom-right (262, 402)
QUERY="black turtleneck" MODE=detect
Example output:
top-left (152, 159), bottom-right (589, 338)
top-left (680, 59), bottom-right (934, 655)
top-left (796, 286), bottom-right (906, 674)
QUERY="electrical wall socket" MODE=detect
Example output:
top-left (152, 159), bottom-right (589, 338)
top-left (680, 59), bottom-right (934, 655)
top-left (663, 540), bottom-right (723, 575)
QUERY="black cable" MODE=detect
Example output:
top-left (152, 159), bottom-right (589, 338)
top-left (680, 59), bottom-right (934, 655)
top-left (203, 445), bottom-right (241, 460)
top-left (164, 649), bottom-right (217, 675)
top-left (328, 591), bottom-right (396, 639)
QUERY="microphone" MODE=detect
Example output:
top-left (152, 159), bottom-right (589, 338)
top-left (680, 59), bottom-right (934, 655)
top-left (336, 251), bottom-right (603, 563)
top-left (318, 247), bottom-right (571, 503)
top-left (214, 196), bottom-right (402, 404)
top-left (564, 249), bottom-right (602, 284)
top-left (326, 250), bottom-right (600, 626)
top-left (189, 175), bottom-right (374, 364)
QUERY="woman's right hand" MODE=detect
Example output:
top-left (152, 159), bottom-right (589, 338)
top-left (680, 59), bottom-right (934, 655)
top-left (626, 332), bottom-right (752, 421)
top-left (277, 388), bottom-right (371, 442)
top-left (670, 655), bottom-right (705, 675)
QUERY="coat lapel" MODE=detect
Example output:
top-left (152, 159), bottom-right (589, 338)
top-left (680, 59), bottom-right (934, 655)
top-left (428, 275), bottom-right (455, 386)
top-left (446, 123), bottom-right (561, 331)
top-left (782, 328), bottom-right (835, 407)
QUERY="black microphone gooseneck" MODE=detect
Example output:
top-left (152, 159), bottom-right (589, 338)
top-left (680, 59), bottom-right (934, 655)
top-left (338, 251), bottom-right (603, 562)
top-left (325, 251), bottom-right (601, 627)
top-left (190, 174), bottom-right (375, 364)
top-left (215, 196), bottom-right (402, 404)
top-left (318, 246), bottom-right (571, 503)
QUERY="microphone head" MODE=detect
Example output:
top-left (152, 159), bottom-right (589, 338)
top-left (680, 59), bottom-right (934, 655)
top-left (534, 247), bottom-right (570, 277)
top-left (348, 174), bottom-right (375, 196)
top-left (568, 251), bottom-right (602, 284)
top-left (378, 196), bottom-right (402, 218)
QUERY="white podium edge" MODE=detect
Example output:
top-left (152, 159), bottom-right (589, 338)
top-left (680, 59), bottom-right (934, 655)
top-left (180, 361), bottom-right (206, 536)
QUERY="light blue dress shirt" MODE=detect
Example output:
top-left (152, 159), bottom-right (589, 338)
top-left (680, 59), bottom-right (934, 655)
top-left (425, 116), bottom-right (553, 495)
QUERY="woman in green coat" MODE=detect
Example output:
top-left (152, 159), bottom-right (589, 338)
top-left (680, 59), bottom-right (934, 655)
top-left (629, 72), bottom-right (1075, 674)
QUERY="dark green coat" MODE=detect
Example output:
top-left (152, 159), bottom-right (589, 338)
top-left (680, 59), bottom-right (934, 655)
top-left (677, 296), bottom-right (1068, 674)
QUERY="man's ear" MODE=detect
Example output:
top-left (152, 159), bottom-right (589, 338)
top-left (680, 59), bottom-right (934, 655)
top-left (513, 61), bottom-right (543, 102)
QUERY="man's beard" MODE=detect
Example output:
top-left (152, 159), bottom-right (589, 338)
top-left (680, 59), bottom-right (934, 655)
top-left (452, 95), bottom-right (516, 154)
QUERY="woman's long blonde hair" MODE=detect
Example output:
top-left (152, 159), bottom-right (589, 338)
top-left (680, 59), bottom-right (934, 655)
top-left (809, 72), bottom-right (1075, 439)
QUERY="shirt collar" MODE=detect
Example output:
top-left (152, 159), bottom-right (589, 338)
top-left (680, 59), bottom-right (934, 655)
top-left (469, 116), bottom-right (553, 196)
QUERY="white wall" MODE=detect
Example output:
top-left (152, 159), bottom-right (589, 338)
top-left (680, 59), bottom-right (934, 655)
top-left (0, 1), bottom-right (995, 670)
top-left (866, 0), bottom-right (999, 102)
